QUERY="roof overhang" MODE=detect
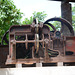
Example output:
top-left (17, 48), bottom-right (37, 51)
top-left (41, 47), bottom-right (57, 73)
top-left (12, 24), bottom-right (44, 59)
top-left (49, 0), bottom-right (75, 2)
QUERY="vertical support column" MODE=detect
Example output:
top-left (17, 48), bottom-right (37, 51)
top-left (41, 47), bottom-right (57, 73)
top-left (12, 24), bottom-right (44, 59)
top-left (44, 39), bottom-right (50, 62)
top-left (61, 2), bottom-right (72, 36)
top-left (36, 63), bottom-right (42, 67)
top-left (16, 64), bottom-right (22, 68)
top-left (57, 62), bottom-right (63, 66)
top-left (13, 43), bottom-right (16, 60)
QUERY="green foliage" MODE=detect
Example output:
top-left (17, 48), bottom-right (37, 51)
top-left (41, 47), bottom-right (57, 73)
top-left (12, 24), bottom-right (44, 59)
top-left (22, 16), bottom-right (33, 25)
top-left (0, 0), bottom-right (23, 44)
top-left (50, 21), bottom-right (61, 31)
top-left (72, 5), bottom-right (75, 30)
top-left (22, 11), bottom-right (47, 25)
top-left (33, 11), bottom-right (47, 22)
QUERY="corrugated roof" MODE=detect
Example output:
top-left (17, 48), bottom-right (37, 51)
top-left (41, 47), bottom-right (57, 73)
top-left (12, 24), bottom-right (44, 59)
top-left (49, 0), bottom-right (75, 2)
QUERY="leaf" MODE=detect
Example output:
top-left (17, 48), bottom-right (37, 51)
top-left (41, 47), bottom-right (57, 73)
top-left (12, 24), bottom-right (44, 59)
top-left (0, 0), bottom-right (23, 44)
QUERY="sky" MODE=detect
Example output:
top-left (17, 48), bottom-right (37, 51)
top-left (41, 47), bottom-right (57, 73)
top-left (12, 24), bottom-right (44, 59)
top-left (13, 0), bottom-right (75, 21)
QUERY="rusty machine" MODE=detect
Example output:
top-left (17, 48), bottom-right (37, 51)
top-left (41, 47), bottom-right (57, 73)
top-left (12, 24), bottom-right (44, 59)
top-left (0, 17), bottom-right (75, 67)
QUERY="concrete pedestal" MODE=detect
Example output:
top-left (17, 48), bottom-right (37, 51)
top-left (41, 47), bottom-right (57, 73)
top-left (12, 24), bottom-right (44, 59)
top-left (36, 63), bottom-right (42, 67)
top-left (57, 62), bottom-right (63, 66)
top-left (16, 64), bottom-right (22, 68)
top-left (0, 67), bottom-right (75, 75)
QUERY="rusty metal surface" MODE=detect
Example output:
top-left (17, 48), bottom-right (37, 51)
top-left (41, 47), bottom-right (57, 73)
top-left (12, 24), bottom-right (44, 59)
top-left (44, 17), bottom-right (74, 36)
top-left (5, 18), bottom-right (75, 65)
top-left (1, 18), bottom-right (75, 67)
top-left (6, 22), bottom-right (51, 64)
top-left (1, 30), bottom-right (9, 45)
top-left (0, 45), bottom-right (15, 68)
top-left (44, 22), bottom-right (56, 32)
top-left (66, 37), bottom-right (75, 53)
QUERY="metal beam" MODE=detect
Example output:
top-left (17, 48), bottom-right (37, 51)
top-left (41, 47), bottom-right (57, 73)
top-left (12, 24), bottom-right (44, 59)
top-left (49, 0), bottom-right (75, 2)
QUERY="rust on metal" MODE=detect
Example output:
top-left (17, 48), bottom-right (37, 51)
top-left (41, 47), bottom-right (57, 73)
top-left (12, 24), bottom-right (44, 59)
top-left (1, 17), bottom-right (75, 66)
